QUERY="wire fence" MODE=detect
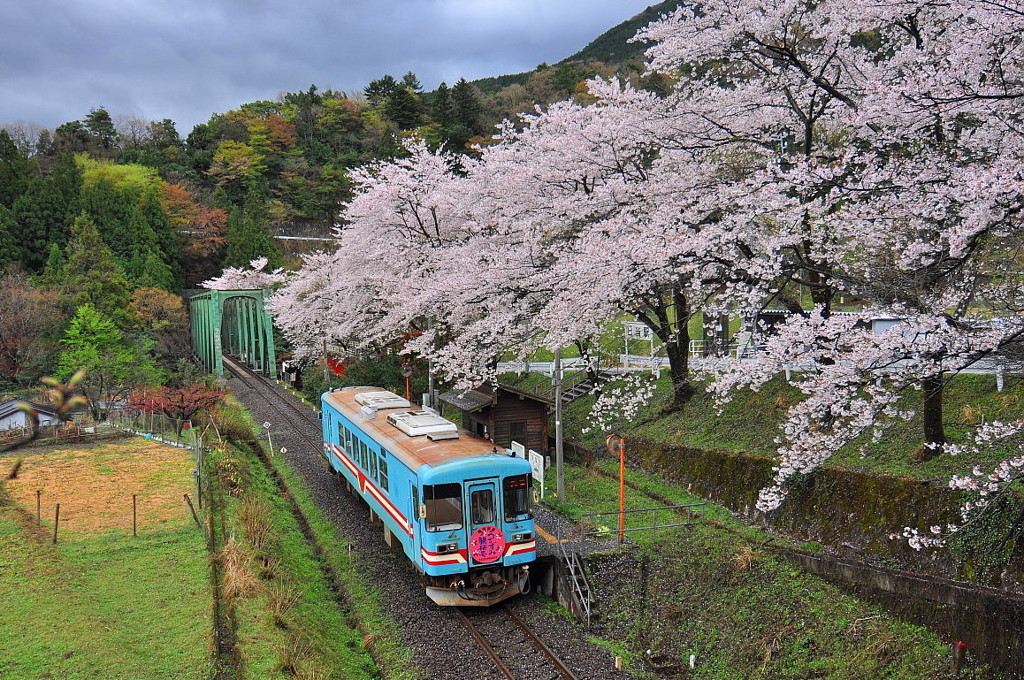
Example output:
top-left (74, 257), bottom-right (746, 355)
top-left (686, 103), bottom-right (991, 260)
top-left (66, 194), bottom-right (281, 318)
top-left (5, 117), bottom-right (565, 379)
top-left (0, 422), bottom-right (109, 448)
top-left (107, 409), bottom-right (197, 448)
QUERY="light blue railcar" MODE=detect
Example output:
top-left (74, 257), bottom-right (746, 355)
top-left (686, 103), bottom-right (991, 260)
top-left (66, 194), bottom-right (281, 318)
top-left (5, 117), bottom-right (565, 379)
top-left (321, 386), bottom-right (536, 606)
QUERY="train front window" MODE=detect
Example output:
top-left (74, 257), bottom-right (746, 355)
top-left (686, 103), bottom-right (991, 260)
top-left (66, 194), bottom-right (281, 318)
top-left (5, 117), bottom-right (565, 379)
top-left (424, 483), bottom-right (463, 531)
top-left (470, 489), bottom-right (496, 525)
top-left (503, 475), bottom-right (532, 521)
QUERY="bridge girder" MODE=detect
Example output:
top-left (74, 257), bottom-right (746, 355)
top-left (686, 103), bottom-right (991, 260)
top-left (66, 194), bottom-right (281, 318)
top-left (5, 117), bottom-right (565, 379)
top-left (188, 289), bottom-right (276, 378)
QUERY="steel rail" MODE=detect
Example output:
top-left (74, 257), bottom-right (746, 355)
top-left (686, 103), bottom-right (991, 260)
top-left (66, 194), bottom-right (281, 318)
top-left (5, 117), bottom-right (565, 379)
top-left (505, 607), bottom-right (580, 680)
top-left (222, 355), bottom-right (322, 454)
top-left (455, 608), bottom-right (517, 680)
top-left (456, 605), bottom-right (579, 680)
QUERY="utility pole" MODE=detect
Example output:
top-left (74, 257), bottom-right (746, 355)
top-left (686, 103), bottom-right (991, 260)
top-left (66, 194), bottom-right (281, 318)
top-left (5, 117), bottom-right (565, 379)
top-left (554, 348), bottom-right (564, 499)
top-left (427, 318), bottom-right (436, 409)
top-left (322, 337), bottom-right (328, 381)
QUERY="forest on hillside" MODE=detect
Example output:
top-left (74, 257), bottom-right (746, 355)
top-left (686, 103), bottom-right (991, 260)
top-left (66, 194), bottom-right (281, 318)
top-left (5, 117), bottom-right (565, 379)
top-left (0, 21), bottom-right (674, 288)
top-left (0, 3), bottom-right (678, 402)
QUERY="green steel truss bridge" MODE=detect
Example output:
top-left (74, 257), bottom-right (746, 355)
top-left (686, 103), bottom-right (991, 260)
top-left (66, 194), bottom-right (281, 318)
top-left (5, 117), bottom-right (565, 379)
top-left (189, 289), bottom-right (277, 379)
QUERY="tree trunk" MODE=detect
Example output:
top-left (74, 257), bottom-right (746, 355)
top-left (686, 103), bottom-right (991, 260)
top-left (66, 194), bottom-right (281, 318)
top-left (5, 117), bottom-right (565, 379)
top-left (664, 336), bottom-right (695, 407)
top-left (662, 286), bottom-right (695, 407)
top-left (634, 282), bottom-right (696, 408)
top-left (920, 373), bottom-right (945, 460)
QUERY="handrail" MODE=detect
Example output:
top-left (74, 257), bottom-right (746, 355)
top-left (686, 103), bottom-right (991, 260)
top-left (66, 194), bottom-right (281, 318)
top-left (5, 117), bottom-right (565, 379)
top-left (556, 528), bottom-right (592, 627)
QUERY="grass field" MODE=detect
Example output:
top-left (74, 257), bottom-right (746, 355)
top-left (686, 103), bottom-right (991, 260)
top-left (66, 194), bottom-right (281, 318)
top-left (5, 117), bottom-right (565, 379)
top-left (0, 439), bottom-right (212, 680)
top-left (542, 463), bottom-right (972, 679)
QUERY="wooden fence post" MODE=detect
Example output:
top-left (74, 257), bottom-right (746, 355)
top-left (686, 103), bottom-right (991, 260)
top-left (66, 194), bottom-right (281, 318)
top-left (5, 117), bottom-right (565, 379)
top-left (53, 504), bottom-right (60, 544)
top-left (184, 493), bottom-right (202, 529)
top-left (132, 494), bottom-right (137, 537)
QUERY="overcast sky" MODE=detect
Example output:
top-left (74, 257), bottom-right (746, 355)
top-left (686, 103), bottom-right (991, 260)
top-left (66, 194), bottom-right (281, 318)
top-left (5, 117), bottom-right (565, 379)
top-left (0, 0), bottom-right (657, 135)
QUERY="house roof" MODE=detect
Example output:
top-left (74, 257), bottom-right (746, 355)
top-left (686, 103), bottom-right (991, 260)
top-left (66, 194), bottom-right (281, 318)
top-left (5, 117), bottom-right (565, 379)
top-left (439, 381), bottom-right (554, 413)
top-left (0, 399), bottom-right (61, 421)
top-left (439, 385), bottom-right (494, 413)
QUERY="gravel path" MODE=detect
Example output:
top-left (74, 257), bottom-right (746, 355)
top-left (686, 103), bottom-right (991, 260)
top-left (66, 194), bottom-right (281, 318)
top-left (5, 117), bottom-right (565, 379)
top-left (227, 374), bottom-right (637, 680)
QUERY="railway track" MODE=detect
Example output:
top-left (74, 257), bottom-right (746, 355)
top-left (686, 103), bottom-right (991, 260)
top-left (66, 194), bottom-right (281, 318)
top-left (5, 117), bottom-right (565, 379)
top-left (222, 356), bottom-right (583, 680)
top-left (457, 605), bottom-right (580, 680)
top-left (221, 355), bottom-right (323, 453)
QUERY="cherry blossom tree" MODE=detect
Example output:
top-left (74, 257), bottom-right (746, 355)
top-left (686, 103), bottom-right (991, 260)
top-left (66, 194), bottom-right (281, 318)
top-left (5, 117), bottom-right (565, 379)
top-left (255, 0), bottom-right (1024, 546)
top-left (635, 0), bottom-right (1024, 538)
top-left (200, 257), bottom-right (289, 291)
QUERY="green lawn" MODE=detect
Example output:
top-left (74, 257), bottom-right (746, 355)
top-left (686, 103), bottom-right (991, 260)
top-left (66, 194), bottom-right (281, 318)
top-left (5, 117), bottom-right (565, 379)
top-left (550, 370), bottom-right (1024, 483)
top-left (0, 513), bottom-right (212, 680)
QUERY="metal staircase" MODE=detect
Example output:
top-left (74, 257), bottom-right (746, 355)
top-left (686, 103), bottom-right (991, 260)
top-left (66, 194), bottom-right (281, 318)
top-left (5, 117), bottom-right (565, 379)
top-left (560, 540), bottom-right (594, 627)
top-left (538, 368), bottom-right (615, 405)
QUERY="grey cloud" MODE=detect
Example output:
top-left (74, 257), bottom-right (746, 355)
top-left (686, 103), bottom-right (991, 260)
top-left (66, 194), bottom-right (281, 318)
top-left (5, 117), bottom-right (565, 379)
top-left (0, 0), bottom-right (654, 132)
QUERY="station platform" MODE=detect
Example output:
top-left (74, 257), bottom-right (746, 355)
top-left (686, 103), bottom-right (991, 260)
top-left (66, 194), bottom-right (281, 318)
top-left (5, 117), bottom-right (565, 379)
top-left (530, 502), bottom-right (629, 561)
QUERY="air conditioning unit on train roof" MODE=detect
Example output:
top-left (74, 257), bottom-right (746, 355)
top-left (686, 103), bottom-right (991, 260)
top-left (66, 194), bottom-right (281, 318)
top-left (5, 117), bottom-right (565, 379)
top-left (354, 390), bottom-right (411, 410)
top-left (387, 410), bottom-right (459, 439)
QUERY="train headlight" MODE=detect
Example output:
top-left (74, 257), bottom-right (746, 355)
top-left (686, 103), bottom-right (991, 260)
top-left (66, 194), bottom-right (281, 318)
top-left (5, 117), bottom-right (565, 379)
top-left (512, 532), bottom-right (532, 542)
top-left (436, 542), bottom-right (458, 554)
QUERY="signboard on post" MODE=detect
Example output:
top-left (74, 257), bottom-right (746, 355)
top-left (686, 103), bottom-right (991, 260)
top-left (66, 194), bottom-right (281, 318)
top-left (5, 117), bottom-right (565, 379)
top-left (624, 321), bottom-right (655, 370)
top-left (528, 449), bottom-right (545, 499)
top-left (624, 321), bottom-right (653, 340)
top-left (510, 440), bottom-right (526, 459)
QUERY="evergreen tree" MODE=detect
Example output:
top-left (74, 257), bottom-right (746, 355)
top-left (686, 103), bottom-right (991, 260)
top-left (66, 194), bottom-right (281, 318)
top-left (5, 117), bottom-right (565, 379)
top-left (448, 78), bottom-right (486, 148)
top-left (84, 107), bottom-right (118, 156)
top-left (431, 82), bottom-right (453, 127)
top-left (0, 130), bottom-right (36, 209)
top-left (41, 242), bottom-right (65, 287)
top-left (54, 120), bottom-right (92, 154)
top-left (45, 152), bottom-right (83, 245)
top-left (80, 177), bottom-right (139, 257)
top-left (364, 74), bottom-right (399, 106)
top-left (125, 247), bottom-right (175, 292)
top-left (60, 212), bottom-right (134, 327)
top-left (0, 205), bottom-right (18, 268)
top-left (12, 152), bottom-right (81, 271)
top-left (57, 303), bottom-right (159, 420)
top-left (401, 71), bottom-right (422, 92)
top-left (224, 198), bottom-right (282, 271)
top-left (384, 87), bottom-right (423, 130)
top-left (212, 185), bottom-right (232, 211)
top-left (139, 189), bottom-right (182, 289)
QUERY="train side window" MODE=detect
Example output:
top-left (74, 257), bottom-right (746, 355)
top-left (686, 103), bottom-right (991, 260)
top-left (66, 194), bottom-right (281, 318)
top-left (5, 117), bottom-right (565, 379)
top-left (379, 457), bottom-right (389, 492)
top-left (471, 489), bottom-right (496, 525)
top-left (369, 447), bottom-right (379, 483)
top-left (337, 424), bottom-right (345, 449)
top-left (424, 483), bottom-right (463, 531)
top-left (503, 475), bottom-right (532, 521)
top-left (357, 439), bottom-right (365, 469)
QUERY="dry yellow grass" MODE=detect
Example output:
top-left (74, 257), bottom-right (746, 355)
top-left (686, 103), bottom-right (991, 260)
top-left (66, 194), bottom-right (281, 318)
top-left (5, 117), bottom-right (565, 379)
top-left (2, 439), bottom-right (196, 536)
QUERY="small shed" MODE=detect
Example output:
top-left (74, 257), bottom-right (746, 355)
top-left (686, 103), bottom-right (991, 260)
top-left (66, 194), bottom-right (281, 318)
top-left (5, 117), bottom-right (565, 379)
top-left (439, 383), bottom-right (550, 453)
top-left (0, 400), bottom-right (65, 431)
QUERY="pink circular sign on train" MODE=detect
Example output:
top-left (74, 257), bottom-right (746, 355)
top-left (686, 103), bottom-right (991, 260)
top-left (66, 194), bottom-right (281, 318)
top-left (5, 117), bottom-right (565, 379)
top-left (469, 525), bottom-right (506, 563)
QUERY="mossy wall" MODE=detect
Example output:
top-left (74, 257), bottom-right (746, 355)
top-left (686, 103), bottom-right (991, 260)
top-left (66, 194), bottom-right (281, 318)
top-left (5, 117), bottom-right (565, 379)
top-left (622, 438), bottom-right (1024, 675)
top-left (626, 438), bottom-right (1022, 583)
